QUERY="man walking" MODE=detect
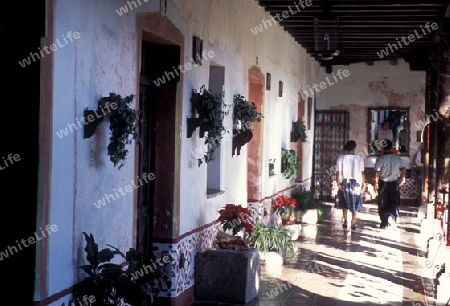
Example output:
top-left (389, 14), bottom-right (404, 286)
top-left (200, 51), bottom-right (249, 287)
top-left (374, 139), bottom-right (406, 230)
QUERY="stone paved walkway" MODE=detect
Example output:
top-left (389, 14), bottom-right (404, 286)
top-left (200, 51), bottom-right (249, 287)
top-left (190, 201), bottom-right (439, 306)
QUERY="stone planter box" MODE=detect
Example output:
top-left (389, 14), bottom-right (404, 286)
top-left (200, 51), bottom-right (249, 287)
top-left (194, 248), bottom-right (260, 304)
top-left (294, 208), bottom-right (318, 224)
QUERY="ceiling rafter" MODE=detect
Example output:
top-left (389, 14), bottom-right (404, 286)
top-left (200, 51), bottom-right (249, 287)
top-left (255, 0), bottom-right (449, 69)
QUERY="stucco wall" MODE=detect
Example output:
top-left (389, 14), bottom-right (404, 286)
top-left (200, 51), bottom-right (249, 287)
top-left (43, 0), bottom-right (318, 303)
top-left (315, 59), bottom-right (426, 168)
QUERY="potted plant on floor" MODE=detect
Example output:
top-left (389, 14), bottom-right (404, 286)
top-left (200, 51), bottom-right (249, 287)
top-left (291, 185), bottom-right (327, 224)
top-left (214, 203), bottom-right (254, 250)
top-left (248, 222), bottom-right (293, 266)
top-left (194, 204), bottom-right (260, 304)
top-left (72, 232), bottom-right (171, 305)
top-left (271, 194), bottom-right (297, 225)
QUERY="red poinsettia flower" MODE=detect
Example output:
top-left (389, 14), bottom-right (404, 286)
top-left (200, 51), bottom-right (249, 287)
top-left (217, 204), bottom-right (254, 236)
top-left (271, 195), bottom-right (297, 214)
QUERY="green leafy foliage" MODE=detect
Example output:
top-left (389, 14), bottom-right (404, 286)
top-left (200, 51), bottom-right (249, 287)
top-left (248, 222), bottom-right (293, 253)
top-left (292, 120), bottom-right (307, 142)
top-left (290, 185), bottom-right (326, 219)
top-left (105, 93), bottom-right (142, 170)
top-left (232, 94), bottom-right (263, 124)
top-left (190, 85), bottom-right (230, 166)
top-left (281, 148), bottom-right (300, 181)
top-left (73, 232), bottom-right (170, 305)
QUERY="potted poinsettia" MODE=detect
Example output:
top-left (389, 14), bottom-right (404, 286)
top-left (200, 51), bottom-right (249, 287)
top-left (271, 195), bottom-right (297, 225)
top-left (214, 204), bottom-right (254, 251)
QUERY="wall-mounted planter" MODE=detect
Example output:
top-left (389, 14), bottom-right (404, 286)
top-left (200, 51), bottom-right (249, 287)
top-left (232, 128), bottom-right (253, 156)
top-left (290, 120), bottom-right (307, 143)
top-left (187, 85), bottom-right (228, 166)
top-left (83, 100), bottom-right (117, 138)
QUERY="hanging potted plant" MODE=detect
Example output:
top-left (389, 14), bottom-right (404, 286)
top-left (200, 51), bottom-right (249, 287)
top-left (281, 148), bottom-right (300, 182)
top-left (188, 85), bottom-right (229, 166)
top-left (232, 94), bottom-right (263, 156)
top-left (290, 120), bottom-right (307, 142)
top-left (103, 93), bottom-right (142, 170)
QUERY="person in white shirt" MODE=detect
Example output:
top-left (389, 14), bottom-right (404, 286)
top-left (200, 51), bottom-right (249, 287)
top-left (377, 121), bottom-right (393, 142)
top-left (398, 121), bottom-right (409, 153)
top-left (335, 140), bottom-right (366, 230)
top-left (374, 139), bottom-right (406, 230)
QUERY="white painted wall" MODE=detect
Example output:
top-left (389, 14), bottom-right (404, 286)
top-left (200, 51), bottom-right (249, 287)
top-left (176, 0), bottom-right (319, 233)
top-left (43, 0), bottom-right (318, 302)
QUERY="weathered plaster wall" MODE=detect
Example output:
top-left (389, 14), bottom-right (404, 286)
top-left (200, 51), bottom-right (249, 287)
top-left (44, 0), bottom-right (318, 303)
top-left (315, 59), bottom-right (426, 168)
top-left (174, 0), bottom-right (318, 234)
top-left (45, 0), bottom-right (141, 302)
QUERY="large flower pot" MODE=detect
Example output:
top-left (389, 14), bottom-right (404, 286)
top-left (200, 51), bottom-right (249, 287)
top-left (294, 208), bottom-right (318, 224)
top-left (259, 251), bottom-right (284, 277)
top-left (195, 248), bottom-right (260, 304)
top-left (283, 223), bottom-right (301, 240)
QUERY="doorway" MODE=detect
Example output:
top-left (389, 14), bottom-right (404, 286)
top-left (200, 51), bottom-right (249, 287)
top-left (136, 40), bottom-right (180, 254)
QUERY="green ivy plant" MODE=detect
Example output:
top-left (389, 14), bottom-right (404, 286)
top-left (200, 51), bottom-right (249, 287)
top-left (190, 85), bottom-right (229, 166)
top-left (104, 93), bottom-right (142, 170)
top-left (281, 148), bottom-right (300, 181)
top-left (291, 120), bottom-right (307, 143)
top-left (232, 93), bottom-right (263, 125)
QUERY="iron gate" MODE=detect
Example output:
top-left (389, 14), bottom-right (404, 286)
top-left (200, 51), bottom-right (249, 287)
top-left (313, 110), bottom-right (349, 201)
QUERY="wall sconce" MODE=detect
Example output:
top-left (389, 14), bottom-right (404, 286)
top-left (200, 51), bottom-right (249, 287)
top-left (83, 100), bottom-right (115, 138)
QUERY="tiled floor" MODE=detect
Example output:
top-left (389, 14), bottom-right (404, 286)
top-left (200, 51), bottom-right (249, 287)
top-left (189, 201), bottom-right (437, 306)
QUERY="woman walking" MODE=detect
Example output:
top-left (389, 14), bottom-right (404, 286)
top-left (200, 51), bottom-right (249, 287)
top-left (335, 140), bottom-right (366, 230)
